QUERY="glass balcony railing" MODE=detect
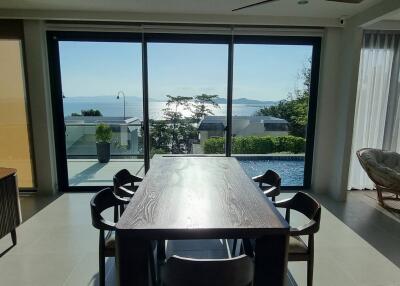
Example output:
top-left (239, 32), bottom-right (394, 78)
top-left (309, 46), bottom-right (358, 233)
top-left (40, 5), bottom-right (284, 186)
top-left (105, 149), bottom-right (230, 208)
top-left (65, 122), bottom-right (143, 158)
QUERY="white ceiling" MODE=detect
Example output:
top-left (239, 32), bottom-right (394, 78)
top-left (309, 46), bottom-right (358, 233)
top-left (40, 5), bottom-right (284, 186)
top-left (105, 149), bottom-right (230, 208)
top-left (0, 0), bottom-right (383, 19)
top-left (381, 11), bottom-right (400, 21)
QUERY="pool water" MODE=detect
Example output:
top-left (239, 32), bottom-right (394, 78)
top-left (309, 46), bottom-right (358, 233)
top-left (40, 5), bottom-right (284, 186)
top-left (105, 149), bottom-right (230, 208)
top-left (237, 157), bottom-right (305, 187)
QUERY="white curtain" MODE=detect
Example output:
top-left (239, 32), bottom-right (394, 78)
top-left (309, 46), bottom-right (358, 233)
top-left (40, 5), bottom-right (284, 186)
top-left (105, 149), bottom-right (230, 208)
top-left (348, 32), bottom-right (400, 190)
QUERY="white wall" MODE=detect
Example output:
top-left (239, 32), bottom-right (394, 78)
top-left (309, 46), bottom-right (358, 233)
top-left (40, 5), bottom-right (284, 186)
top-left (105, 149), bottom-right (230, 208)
top-left (23, 20), bottom-right (58, 194)
top-left (311, 25), bottom-right (363, 201)
top-left (311, 27), bottom-right (342, 195)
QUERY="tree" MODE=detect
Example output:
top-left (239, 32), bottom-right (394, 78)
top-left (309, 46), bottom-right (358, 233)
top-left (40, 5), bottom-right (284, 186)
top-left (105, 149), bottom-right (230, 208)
top-left (72, 109), bottom-right (103, 116)
top-left (149, 120), bottom-right (172, 153)
top-left (162, 95), bottom-right (194, 153)
top-left (149, 93), bottom-right (220, 154)
top-left (191, 94), bottom-right (220, 123)
top-left (257, 60), bottom-right (311, 138)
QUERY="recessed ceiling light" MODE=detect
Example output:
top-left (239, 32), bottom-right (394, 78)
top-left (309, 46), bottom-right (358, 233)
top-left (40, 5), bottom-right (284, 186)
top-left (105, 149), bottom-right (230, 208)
top-left (298, 0), bottom-right (309, 4)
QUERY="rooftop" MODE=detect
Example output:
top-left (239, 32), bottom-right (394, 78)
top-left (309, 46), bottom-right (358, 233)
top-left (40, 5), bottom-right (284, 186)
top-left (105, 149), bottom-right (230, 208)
top-left (64, 116), bottom-right (140, 124)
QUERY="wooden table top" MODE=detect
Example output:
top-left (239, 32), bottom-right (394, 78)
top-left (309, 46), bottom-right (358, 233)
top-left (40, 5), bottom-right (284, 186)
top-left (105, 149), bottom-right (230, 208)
top-left (0, 168), bottom-right (16, 180)
top-left (116, 157), bottom-right (288, 239)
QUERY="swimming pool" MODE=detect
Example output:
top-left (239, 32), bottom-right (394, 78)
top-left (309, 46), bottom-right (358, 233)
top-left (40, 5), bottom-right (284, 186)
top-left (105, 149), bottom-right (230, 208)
top-left (236, 156), bottom-right (305, 187)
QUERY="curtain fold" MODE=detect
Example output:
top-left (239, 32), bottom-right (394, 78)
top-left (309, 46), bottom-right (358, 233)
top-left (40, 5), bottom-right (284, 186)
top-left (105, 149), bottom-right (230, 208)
top-left (348, 32), bottom-right (400, 190)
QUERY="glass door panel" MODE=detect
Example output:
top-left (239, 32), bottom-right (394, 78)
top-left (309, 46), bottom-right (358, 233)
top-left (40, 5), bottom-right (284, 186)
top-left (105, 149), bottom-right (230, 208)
top-left (147, 43), bottom-right (228, 158)
top-left (0, 40), bottom-right (35, 188)
top-left (58, 41), bottom-right (144, 187)
top-left (232, 44), bottom-right (314, 187)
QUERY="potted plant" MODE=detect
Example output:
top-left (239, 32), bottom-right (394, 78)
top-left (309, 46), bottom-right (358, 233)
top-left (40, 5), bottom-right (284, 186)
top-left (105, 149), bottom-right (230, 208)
top-left (95, 123), bottom-right (112, 163)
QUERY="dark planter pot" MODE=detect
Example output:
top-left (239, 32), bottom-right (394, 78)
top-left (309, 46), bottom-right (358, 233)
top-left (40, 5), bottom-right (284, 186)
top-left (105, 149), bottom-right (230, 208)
top-left (96, 142), bottom-right (110, 163)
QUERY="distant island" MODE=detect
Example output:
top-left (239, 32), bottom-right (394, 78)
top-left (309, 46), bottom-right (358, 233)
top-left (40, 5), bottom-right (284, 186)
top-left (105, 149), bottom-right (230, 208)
top-left (214, 97), bottom-right (275, 105)
top-left (63, 95), bottom-right (275, 105)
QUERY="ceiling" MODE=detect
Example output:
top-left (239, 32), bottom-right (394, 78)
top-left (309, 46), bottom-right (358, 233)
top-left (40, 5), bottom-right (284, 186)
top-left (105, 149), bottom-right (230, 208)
top-left (0, 0), bottom-right (383, 20)
top-left (381, 11), bottom-right (400, 21)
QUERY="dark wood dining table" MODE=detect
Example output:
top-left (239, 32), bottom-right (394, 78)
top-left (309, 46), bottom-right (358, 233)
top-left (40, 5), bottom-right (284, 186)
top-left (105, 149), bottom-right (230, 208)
top-left (116, 156), bottom-right (289, 286)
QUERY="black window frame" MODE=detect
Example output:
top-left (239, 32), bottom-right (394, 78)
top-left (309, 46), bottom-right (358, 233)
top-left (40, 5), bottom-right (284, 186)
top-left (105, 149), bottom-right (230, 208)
top-left (231, 35), bottom-right (321, 190)
top-left (47, 30), bottom-right (321, 192)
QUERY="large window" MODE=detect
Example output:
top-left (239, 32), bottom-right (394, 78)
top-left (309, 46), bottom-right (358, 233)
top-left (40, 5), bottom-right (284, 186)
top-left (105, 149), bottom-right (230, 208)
top-left (48, 32), bottom-right (320, 191)
top-left (54, 39), bottom-right (144, 188)
top-left (148, 42), bottom-right (228, 157)
top-left (231, 43), bottom-right (314, 186)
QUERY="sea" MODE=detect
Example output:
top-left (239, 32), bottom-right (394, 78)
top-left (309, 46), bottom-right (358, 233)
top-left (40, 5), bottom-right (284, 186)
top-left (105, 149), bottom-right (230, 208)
top-left (63, 101), bottom-right (272, 120)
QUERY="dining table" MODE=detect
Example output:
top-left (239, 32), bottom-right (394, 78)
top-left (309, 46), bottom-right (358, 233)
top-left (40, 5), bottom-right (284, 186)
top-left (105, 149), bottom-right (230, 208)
top-left (115, 156), bottom-right (290, 286)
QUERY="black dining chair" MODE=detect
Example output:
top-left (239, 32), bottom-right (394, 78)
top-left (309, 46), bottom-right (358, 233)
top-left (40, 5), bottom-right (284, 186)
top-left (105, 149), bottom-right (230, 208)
top-left (241, 192), bottom-right (321, 286)
top-left (113, 169), bottom-right (143, 221)
top-left (90, 188), bottom-right (156, 286)
top-left (232, 170), bottom-right (282, 255)
top-left (252, 169), bottom-right (281, 202)
top-left (159, 254), bottom-right (254, 286)
top-left (275, 192), bottom-right (321, 286)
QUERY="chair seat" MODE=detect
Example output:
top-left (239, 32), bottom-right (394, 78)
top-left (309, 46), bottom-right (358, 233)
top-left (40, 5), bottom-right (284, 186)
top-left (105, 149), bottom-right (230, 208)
top-left (289, 236), bottom-right (308, 254)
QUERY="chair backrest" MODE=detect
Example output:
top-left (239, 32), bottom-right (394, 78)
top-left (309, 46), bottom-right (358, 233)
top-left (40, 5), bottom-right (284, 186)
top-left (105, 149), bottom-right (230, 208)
top-left (253, 169), bottom-right (281, 188)
top-left (90, 188), bottom-right (128, 230)
top-left (113, 169), bottom-right (142, 188)
top-left (289, 192), bottom-right (321, 231)
top-left (160, 254), bottom-right (254, 286)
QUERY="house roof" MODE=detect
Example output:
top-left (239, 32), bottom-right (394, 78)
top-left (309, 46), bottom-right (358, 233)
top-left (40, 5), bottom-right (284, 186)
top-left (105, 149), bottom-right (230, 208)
top-left (198, 115), bottom-right (288, 131)
top-left (65, 116), bottom-right (140, 124)
top-left (198, 122), bottom-right (225, 131)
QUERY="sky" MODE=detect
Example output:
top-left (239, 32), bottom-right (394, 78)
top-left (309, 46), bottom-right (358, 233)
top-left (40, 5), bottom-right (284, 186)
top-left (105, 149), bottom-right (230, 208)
top-left (59, 41), bottom-right (312, 102)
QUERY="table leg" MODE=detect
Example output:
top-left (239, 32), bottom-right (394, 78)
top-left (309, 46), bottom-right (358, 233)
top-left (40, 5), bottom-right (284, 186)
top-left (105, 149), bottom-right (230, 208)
top-left (116, 231), bottom-right (149, 286)
top-left (254, 234), bottom-right (289, 286)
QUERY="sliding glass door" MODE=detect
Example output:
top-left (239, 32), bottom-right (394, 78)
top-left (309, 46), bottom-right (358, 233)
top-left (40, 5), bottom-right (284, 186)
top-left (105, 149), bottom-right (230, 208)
top-left (49, 34), bottom-right (144, 189)
top-left (147, 40), bottom-right (228, 157)
top-left (48, 32), bottom-right (320, 191)
top-left (231, 41), bottom-right (317, 187)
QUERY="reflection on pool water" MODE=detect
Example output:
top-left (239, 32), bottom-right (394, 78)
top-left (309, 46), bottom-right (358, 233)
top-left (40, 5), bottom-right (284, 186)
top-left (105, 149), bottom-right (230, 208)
top-left (236, 156), bottom-right (305, 187)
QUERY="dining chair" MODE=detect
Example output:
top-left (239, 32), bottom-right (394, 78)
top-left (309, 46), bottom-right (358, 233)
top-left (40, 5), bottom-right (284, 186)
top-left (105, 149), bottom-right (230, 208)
top-left (252, 169), bottom-right (281, 202)
top-left (275, 192), bottom-right (321, 286)
top-left (159, 254), bottom-right (254, 286)
top-left (231, 170), bottom-right (282, 255)
top-left (113, 169), bottom-right (143, 221)
top-left (90, 188), bottom-right (157, 286)
top-left (242, 192), bottom-right (321, 286)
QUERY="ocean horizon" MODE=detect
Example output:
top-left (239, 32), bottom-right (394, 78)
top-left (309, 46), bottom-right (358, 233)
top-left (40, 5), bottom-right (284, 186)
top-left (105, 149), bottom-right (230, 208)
top-left (63, 100), bottom-right (273, 120)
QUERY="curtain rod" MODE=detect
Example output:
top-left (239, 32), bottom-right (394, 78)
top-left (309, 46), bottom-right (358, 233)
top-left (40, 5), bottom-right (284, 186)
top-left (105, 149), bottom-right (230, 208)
top-left (45, 22), bottom-right (324, 37)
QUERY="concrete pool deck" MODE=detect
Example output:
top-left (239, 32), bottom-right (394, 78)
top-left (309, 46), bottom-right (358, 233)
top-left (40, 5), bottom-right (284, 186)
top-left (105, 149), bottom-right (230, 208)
top-left (67, 159), bottom-right (145, 186)
top-left (67, 154), bottom-right (305, 186)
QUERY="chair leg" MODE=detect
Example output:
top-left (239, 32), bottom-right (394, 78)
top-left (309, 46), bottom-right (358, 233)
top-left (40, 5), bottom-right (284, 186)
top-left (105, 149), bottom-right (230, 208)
top-left (232, 239), bottom-right (237, 256)
top-left (272, 196), bottom-right (276, 202)
top-left (149, 243), bottom-right (157, 286)
top-left (307, 257), bottom-right (314, 286)
top-left (377, 188), bottom-right (384, 206)
top-left (99, 255), bottom-right (105, 286)
top-left (113, 205), bottom-right (118, 223)
top-left (11, 229), bottom-right (17, 246)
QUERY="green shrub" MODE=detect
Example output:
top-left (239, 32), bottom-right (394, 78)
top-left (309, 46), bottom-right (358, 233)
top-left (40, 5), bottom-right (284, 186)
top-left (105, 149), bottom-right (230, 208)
top-left (203, 137), bottom-right (225, 154)
top-left (95, 123), bottom-right (112, 143)
top-left (204, 135), bottom-right (305, 154)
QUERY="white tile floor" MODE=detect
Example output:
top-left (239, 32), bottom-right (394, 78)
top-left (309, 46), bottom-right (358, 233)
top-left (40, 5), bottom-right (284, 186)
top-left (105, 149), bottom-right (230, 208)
top-left (0, 192), bottom-right (399, 286)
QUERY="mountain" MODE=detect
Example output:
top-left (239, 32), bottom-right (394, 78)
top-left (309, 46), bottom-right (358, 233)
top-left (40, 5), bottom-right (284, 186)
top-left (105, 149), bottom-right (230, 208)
top-left (214, 97), bottom-right (275, 105)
